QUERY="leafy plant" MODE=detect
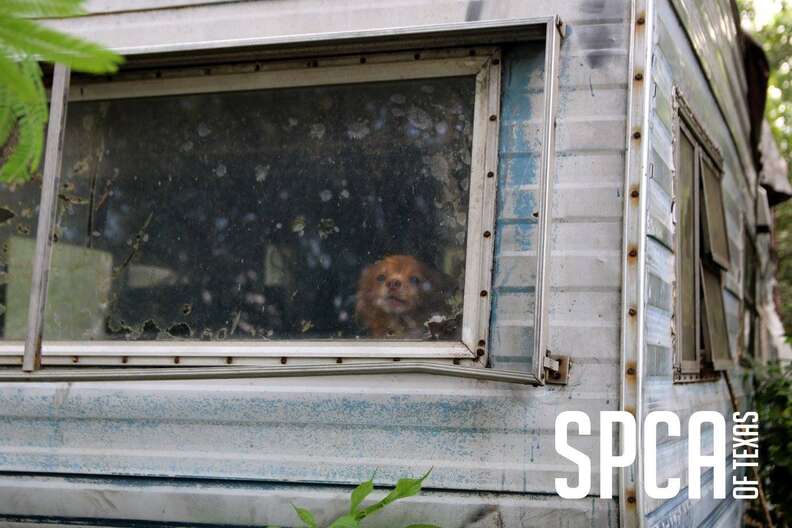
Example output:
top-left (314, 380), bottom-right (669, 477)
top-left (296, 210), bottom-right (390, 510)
top-left (0, 0), bottom-right (122, 182)
top-left (745, 361), bottom-right (792, 527)
top-left (289, 469), bottom-right (440, 528)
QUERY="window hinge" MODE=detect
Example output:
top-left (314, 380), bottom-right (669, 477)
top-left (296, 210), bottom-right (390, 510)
top-left (543, 351), bottom-right (571, 385)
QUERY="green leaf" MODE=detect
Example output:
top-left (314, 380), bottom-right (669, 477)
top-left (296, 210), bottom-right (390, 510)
top-left (291, 505), bottom-right (317, 528)
top-left (0, 0), bottom-right (84, 17)
top-left (0, 15), bottom-right (122, 74)
top-left (328, 514), bottom-right (359, 528)
top-left (360, 469), bottom-right (432, 519)
top-left (348, 478), bottom-right (374, 515)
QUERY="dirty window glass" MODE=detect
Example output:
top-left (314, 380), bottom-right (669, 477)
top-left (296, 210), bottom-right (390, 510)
top-left (0, 177), bottom-right (42, 339)
top-left (46, 76), bottom-right (474, 341)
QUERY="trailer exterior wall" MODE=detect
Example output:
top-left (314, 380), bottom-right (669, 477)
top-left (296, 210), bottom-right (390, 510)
top-left (642, 0), bottom-right (757, 526)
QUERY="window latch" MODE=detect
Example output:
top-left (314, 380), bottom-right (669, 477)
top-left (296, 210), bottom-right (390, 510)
top-left (543, 351), bottom-right (570, 385)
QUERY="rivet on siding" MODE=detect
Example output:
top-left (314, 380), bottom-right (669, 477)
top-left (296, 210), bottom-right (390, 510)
top-left (280, 357), bottom-right (287, 365)
top-left (634, 72), bottom-right (643, 81)
top-left (359, 57), bottom-right (366, 64)
top-left (477, 348), bottom-right (486, 357)
top-left (480, 290), bottom-right (488, 297)
top-left (393, 357), bottom-right (401, 362)
top-left (72, 356), bottom-right (79, 364)
top-left (478, 339), bottom-right (486, 347)
top-left (336, 358), bottom-right (343, 364)
top-left (489, 114), bottom-right (497, 122)
top-left (631, 189), bottom-right (640, 198)
top-left (633, 130), bottom-right (642, 140)
top-left (627, 495), bottom-right (637, 504)
top-left (174, 356), bottom-right (180, 364)
top-left (532, 211), bottom-right (539, 218)
top-left (453, 358), bottom-right (461, 365)
top-left (483, 230), bottom-right (492, 238)
top-left (226, 357), bottom-right (233, 365)
top-left (487, 171), bottom-right (495, 178)
top-left (492, 58), bottom-right (500, 65)
top-left (627, 367), bottom-right (636, 375)
top-left (121, 356), bottom-right (128, 364)
top-left (636, 14), bottom-right (646, 25)
top-left (628, 307), bottom-right (637, 317)
top-left (629, 248), bottom-right (638, 258)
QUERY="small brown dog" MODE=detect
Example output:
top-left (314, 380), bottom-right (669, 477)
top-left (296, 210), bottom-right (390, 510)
top-left (356, 255), bottom-right (447, 338)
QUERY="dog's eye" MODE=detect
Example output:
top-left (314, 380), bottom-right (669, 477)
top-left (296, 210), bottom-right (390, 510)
top-left (376, 274), bottom-right (386, 283)
top-left (409, 276), bottom-right (421, 285)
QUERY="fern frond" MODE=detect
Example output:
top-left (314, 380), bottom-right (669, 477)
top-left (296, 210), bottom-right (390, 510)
top-left (0, 53), bottom-right (38, 102)
top-left (0, 85), bottom-right (15, 147)
top-left (0, 0), bottom-right (85, 18)
top-left (0, 15), bottom-right (121, 73)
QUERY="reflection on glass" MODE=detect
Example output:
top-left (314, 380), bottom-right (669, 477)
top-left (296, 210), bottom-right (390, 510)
top-left (0, 176), bottom-right (41, 339)
top-left (49, 76), bottom-right (475, 341)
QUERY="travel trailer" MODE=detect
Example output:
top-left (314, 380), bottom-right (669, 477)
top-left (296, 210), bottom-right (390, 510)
top-left (0, 0), bottom-right (789, 526)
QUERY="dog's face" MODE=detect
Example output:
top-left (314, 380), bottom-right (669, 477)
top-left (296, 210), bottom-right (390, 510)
top-left (358, 255), bottom-right (436, 316)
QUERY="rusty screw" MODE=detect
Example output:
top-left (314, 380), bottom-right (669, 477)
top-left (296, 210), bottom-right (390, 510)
top-left (480, 290), bottom-right (488, 297)
top-left (483, 230), bottom-right (492, 238)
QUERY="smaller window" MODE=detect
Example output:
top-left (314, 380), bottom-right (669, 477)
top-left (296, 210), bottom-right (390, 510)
top-left (674, 92), bottom-right (732, 381)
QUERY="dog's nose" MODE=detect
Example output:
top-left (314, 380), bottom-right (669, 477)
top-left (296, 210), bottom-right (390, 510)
top-left (386, 279), bottom-right (402, 290)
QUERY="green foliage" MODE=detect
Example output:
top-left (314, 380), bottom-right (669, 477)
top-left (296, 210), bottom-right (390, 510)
top-left (0, 0), bottom-right (122, 183)
top-left (746, 361), bottom-right (792, 527)
top-left (287, 470), bottom-right (440, 528)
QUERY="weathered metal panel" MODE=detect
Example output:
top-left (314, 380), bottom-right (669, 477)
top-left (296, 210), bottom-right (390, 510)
top-left (641, 0), bottom-right (760, 524)
top-left (1, 0), bottom-right (631, 524)
top-left (0, 474), bottom-right (619, 528)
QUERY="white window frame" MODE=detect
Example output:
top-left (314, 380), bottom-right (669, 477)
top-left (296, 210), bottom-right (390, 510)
top-left (2, 17), bottom-right (563, 387)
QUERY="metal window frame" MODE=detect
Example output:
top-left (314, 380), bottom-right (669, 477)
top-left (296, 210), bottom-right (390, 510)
top-left (11, 17), bottom-right (563, 387)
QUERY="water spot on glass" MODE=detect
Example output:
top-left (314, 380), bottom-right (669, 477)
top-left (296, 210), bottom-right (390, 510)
top-left (255, 164), bottom-right (269, 182)
top-left (391, 107), bottom-right (406, 117)
top-left (275, 222), bottom-right (283, 230)
top-left (347, 121), bottom-right (370, 140)
top-left (181, 141), bottom-right (194, 153)
top-left (266, 329), bottom-right (275, 338)
top-left (197, 122), bottom-right (211, 137)
top-left (0, 207), bottom-right (15, 224)
top-left (243, 212), bottom-right (256, 223)
top-left (20, 208), bottom-right (32, 218)
top-left (420, 84), bottom-right (435, 94)
top-left (81, 115), bottom-right (95, 131)
top-left (279, 190), bottom-right (289, 200)
top-left (216, 328), bottom-right (228, 339)
top-left (246, 293), bottom-right (266, 304)
top-left (300, 320), bottom-right (314, 333)
top-left (319, 218), bottom-right (339, 239)
top-left (309, 124), bottom-right (326, 139)
top-left (338, 310), bottom-right (349, 322)
top-left (202, 290), bottom-right (212, 304)
top-left (435, 121), bottom-right (448, 135)
top-left (214, 163), bottom-right (227, 177)
top-left (168, 322), bottom-right (191, 338)
top-left (390, 94), bottom-right (406, 104)
top-left (288, 118), bottom-right (298, 127)
top-left (291, 216), bottom-right (306, 237)
top-left (407, 107), bottom-right (432, 130)
top-left (340, 189), bottom-right (350, 199)
top-left (319, 189), bottom-right (333, 202)
top-left (73, 159), bottom-right (90, 175)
